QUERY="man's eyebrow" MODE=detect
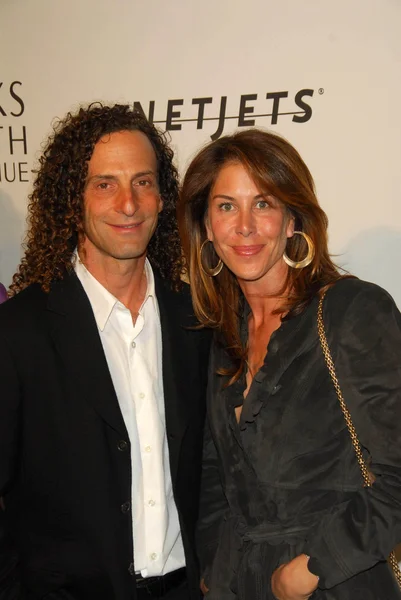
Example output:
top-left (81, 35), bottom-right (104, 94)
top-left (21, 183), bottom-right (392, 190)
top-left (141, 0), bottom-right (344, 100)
top-left (133, 170), bottom-right (157, 179)
top-left (87, 170), bottom-right (157, 183)
top-left (87, 174), bottom-right (117, 182)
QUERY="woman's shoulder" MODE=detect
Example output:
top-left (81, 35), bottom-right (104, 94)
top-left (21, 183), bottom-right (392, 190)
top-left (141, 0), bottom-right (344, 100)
top-left (323, 277), bottom-right (400, 328)
top-left (326, 277), bottom-right (397, 309)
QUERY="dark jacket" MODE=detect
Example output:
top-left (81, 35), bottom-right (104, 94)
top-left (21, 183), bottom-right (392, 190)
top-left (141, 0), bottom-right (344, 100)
top-left (198, 279), bottom-right (401, 599)
top-left (0, 270), bottom-right (211, 599)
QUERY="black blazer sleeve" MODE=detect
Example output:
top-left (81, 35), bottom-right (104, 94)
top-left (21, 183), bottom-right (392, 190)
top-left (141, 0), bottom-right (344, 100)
top-left (306, 282), bottom-right (401, 589)
top-left (197, 416), bottom-right (229, 583)
top-left (0, 330), bottom-right (21, 598)
top-left (0, 333), bottom-right (20, 497)
top-left (196, 341), bottom-right (230, 585)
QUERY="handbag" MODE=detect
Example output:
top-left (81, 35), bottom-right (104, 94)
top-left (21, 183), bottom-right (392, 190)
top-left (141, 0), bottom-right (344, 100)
top-left (317, 290), bottom-right (401, 589)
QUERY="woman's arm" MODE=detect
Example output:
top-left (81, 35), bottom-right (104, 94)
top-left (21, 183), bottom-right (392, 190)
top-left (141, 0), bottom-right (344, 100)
top-left (303, 281), bottom-right (401, 589)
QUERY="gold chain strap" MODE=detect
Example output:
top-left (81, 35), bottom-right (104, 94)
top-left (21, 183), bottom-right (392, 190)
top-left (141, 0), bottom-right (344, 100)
top-left (317, 291), bottom-right (401, 589)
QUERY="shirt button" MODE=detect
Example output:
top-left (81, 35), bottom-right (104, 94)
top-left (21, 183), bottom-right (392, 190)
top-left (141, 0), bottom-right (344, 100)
top-left (144, 445), bottom-right (151, 453)
top-left (139, 392), bottom-right (145, 399)
top-left (128, 562), bottom-right (135, 576)
top-left (150, 553), bottom-right (157, 561)
top-left (131, 341), bottom-right (136, 349)
top-left (121, 501), bottom-right (131, 514)
top-left (148, 499), bottom-right (155, 507)
top-left (117, 440), bottom-right (128, 452)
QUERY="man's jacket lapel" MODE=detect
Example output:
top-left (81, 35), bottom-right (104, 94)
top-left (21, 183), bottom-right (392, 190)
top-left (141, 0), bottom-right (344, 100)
top-left (45, 271), bottom-right (128, 438)
top-left (155, 275), bottom-right (196, 482)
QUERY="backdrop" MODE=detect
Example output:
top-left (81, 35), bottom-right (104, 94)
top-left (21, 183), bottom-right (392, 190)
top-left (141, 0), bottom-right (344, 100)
top-left (1, 0), bottom-right (400, 307)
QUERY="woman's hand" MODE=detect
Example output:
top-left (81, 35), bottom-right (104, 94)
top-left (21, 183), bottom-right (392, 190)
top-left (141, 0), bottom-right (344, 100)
top-left (200, 577), bottom-right (209, 595)
top-left (271, 554), bottom-right (319, 600)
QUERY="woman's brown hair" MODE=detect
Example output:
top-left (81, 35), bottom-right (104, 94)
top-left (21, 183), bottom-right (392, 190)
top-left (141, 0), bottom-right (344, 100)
top-left (178, 128), bottom-right (344, 382)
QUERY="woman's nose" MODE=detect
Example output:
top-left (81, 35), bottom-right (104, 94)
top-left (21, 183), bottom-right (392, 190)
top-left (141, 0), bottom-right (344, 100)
top-left (236, 210), bottom-right (255, 236)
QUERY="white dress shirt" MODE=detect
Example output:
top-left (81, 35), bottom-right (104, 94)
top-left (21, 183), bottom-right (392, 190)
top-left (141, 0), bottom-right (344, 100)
top-left (75, 255), bottom-right (185, 576)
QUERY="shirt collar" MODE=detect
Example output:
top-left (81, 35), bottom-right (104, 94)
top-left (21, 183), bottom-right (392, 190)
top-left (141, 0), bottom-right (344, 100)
top-left (73, 250), bottom-right (156, 331)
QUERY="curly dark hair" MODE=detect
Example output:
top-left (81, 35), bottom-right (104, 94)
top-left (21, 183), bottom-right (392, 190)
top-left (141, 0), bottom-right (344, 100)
top-left (10, 103), bottom-right (184, 295)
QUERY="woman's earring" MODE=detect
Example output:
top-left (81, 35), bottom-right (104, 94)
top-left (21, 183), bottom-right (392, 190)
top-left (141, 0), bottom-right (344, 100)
top-left (283, 231), bottom-right (315, 269)
top-left (200, 239), bottom-right (223, 277)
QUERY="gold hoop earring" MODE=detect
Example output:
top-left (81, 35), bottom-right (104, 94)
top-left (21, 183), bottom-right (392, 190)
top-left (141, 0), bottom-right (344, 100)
top-left (283, 231), bottom-right (315, 269)
top-left (200, 239), bottom-right (223, 277)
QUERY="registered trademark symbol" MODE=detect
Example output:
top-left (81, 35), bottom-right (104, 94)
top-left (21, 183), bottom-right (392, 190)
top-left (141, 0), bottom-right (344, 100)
top-left (318, 88), bottom-right (324, 95)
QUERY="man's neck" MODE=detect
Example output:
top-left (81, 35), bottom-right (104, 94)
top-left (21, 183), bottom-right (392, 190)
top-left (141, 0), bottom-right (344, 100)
top-left (77, 249), bottom-right (148, 318)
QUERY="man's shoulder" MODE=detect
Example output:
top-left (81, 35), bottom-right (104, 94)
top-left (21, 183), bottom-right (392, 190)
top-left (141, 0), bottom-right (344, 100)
top-left (0, 283), bottom-right (46, 318)
top-left (0, 272), bottom-right (88, 332)
top-left (154, 275), bottom-right (211, 340)
top-left (0, 284), bottom-right (48, 346)
top-left (154, 274), bottom-right (192, 310)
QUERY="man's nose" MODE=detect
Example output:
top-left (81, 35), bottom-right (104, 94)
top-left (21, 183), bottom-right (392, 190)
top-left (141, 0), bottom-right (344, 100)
top-left (116, 186), bottom-right (138, 217)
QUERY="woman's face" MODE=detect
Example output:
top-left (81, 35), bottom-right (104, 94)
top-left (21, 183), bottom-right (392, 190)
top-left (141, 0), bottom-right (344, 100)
top-left (205, 162), bottom-right (294, 287)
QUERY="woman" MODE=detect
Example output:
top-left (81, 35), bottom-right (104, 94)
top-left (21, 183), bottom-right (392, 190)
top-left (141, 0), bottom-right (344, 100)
top-left (178, 129), bottom-right (401, 599)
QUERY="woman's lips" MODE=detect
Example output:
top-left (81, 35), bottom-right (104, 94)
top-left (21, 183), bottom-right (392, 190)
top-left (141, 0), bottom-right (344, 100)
top-left (231, 245), bottom-right (264, 256)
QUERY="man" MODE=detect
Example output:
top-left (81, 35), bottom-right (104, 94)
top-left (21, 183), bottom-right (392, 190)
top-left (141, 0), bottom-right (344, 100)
top-left (0, 104), bottom-right (210, 600)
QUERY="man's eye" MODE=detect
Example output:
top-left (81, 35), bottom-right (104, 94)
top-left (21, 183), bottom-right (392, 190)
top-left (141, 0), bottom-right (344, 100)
top-left (97, 182), bottom-right (110, 190)
top-left (137, 179), bottom-right (151, 187)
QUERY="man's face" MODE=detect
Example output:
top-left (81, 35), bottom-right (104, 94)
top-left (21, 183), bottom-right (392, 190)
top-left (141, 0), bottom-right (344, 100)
top-left (81, 130), bottom-right (163, 265)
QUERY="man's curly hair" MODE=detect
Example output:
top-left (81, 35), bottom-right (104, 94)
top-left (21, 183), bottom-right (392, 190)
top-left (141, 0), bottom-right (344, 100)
top-left (10, 103), bottom-right (184, 295)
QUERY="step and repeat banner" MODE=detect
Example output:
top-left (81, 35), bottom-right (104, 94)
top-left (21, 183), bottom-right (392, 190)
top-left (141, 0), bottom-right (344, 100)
top-left (1, 0), bottom-right (400, 305)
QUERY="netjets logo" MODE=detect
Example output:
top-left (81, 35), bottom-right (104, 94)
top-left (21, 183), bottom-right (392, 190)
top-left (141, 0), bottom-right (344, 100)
top-left (133, 88), bottom-right (324, 140)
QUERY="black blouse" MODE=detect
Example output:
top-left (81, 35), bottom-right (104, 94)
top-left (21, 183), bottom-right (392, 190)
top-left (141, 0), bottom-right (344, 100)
top-left (197, 279), bottom-right (401, 600)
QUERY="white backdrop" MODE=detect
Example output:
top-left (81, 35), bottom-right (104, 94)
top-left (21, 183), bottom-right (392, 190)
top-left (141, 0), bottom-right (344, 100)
top-left (1, 0), bottom-right (400, 306)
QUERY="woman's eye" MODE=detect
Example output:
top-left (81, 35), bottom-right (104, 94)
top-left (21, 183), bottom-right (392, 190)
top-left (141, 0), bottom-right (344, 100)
top-left (219, 202), bottom-right (233, 212)
top-left (256, 200), bottom-right (270, 209)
